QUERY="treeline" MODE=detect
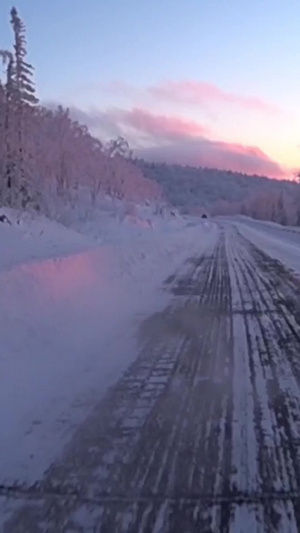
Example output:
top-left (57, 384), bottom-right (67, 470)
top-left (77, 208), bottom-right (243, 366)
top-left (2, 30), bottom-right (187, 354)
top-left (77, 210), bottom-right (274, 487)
top-left (210, 188), bottom-right (300, 226)
top-left (137, 160), bottom-right (300, 225)
top-left (0, 8), bottom-right (161, 217)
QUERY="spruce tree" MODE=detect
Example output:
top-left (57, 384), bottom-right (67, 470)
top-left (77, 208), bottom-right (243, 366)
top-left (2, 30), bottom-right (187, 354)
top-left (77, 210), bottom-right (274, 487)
top-left (9, 7), bottom-right (38, 205)
top-left (10, 7), bottom-right (38, 106)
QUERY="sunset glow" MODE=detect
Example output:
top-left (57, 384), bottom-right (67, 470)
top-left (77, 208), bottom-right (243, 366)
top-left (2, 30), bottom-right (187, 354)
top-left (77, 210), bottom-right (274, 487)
top-left (0, 0), bottom-right (299, 178)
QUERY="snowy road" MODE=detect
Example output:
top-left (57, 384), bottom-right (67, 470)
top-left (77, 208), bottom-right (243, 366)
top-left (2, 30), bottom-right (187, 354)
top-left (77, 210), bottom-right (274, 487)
top-left (3, 222), bottom-right (300, 531)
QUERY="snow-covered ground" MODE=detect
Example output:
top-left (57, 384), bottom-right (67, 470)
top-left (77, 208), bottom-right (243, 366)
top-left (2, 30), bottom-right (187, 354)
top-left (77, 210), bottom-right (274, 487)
top-left (227, 216), bottom-right (300, 278)
top-left (0, 205), bottom-right (217, 486)
top-left (3, 205), bottom-right (298, 498)
top-left (3, 210), bottom-right (300, 530)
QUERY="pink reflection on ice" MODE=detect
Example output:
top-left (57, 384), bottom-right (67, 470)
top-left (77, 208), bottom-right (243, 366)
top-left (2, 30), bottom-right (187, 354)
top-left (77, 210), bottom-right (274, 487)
top-left (3, 247), bottom-right (117, 305)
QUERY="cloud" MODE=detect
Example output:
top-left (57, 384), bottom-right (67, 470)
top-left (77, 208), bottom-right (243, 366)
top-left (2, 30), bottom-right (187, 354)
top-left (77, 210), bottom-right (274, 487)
top-left (92, 79), bottom-right (281, 117)
top-left (43, 101), bottom-right (124, 139)
top-left (102, 107), bottom-right (282, 177)
top-left (66, 104), bottom-right (283, 177)
top-left (67, 105), bottom-right (210, 144)
top-left (149, 81), bottom-right (281, 116)
top-left (68, 106), bottom-right (123, 139)
top-left (112, 107), bottom-right (210, 139)
top-left (98, 80), bottom-right (280, 116)
top-left (136, 138), bottom-right (283, 177)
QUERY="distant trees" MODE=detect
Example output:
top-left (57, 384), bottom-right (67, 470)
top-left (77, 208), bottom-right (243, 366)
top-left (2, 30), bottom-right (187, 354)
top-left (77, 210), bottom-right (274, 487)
top-left (137, 159), bottom-right (300, 226)
top-left (0, 8), bottom-right (162, 217)
top-left (210, 188), bottom-right (299, 226)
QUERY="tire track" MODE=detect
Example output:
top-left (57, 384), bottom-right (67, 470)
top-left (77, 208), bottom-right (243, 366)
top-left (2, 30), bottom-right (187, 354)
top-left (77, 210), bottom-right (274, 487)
top-left (227, 225), bottom-right (300, 530)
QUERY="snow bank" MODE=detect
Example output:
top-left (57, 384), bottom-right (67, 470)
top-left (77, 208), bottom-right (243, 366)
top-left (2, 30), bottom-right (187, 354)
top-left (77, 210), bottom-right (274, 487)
top-left (0, 207), bottom-right (95, 271)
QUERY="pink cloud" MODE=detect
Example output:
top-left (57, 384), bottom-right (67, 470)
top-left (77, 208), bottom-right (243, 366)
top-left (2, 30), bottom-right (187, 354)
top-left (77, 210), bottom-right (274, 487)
top-left (67, 104), bottom-right (283, 178)
top-left (114, 107), bottom-right (209, 139)
top-left (96, 80), bottom-right (279, 115)
top-left (68, 106), bottom-right (209, 142)
top-left (108, 107), bottom-right (282, 176)
top-left (149, 81), bottom-right (280, 115)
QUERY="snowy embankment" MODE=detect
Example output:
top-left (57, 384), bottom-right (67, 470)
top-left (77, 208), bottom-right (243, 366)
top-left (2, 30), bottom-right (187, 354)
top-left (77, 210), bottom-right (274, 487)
top-left (231, 216), bottom-right (300, 277)
top-left (0, 206), bottom-right (218, 486)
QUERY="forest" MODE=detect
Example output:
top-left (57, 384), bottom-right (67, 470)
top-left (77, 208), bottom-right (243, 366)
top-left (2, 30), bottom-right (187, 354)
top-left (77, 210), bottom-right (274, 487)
top-left (137, 161), bottom-right (300, 225)
top-left (0, 8), bottom-right (161, 219)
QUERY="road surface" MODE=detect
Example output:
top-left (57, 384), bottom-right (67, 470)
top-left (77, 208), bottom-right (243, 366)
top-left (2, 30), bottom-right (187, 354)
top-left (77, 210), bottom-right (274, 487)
top-left (3, 222), bottom-right (300, 531)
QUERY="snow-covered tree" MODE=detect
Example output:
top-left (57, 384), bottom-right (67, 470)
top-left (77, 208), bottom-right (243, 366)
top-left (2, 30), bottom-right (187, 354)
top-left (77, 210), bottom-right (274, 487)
top-left (10, 7), bottom-right (38, 106)
top-left (106, 136), bottom-right (132, 159)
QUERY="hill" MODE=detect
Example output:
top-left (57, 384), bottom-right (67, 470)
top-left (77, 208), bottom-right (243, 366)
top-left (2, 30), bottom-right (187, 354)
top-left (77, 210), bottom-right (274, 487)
top-left (136, 160), bottom-right (298, 213)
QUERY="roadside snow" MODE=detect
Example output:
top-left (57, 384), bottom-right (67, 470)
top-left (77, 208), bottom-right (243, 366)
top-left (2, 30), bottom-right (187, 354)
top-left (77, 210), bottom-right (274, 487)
top-left (0, 207), bottom-right (95, 272)
top-left (231, 217), bottom-right (300, 277)
top-left (0, 207), bottom-right (218, 485)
